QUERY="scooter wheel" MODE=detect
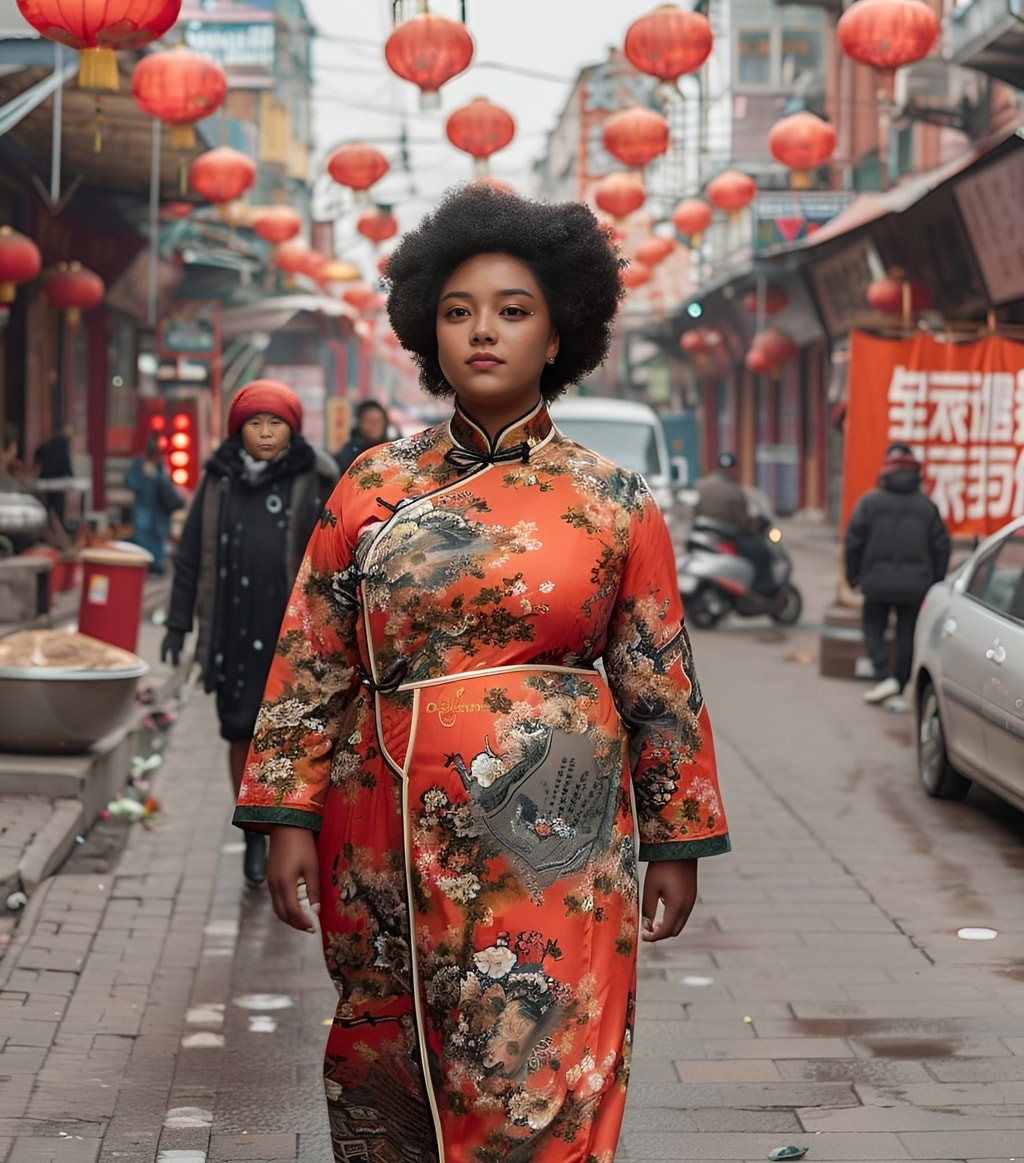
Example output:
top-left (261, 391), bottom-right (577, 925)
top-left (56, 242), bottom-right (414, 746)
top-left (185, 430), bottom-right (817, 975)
top-left (769, 584), bottom-right (803, 626)
top-left (686, 586), bottom-right (726, 630)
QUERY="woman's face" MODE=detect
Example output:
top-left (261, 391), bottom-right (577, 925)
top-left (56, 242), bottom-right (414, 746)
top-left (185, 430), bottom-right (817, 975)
top-left (240, 412), bottom-right (291, 460)
top-left (436, 252), bottom-right (558, 426)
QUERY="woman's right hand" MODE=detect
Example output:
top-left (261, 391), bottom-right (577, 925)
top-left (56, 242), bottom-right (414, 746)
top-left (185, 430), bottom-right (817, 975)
top-left (267, 825), bottom-right (321, 934)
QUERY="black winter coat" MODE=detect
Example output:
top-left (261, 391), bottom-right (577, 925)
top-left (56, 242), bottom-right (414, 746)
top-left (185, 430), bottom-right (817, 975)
top-left (844, 469), bottom-right (951, 603)
top-left (167, 435), bottom-right (339, 732)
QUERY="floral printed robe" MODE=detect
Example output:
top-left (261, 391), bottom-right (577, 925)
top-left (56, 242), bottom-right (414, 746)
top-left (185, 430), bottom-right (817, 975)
top-left (234, 400), bottom-right (730, 1163)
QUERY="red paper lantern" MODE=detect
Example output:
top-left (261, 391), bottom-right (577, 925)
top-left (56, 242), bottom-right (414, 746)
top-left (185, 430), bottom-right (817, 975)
top-left (15, 0), bottom-right (181, 90)
top-left (742, 285), bottom-right (789, 316)
top-left (131, 46), bottom-right (227, 150)
top-left (446, 98), bottom-right (516, 173)
top-left (594, 172), bottom-right (646, 219)
top-left (384, 11), bottom-right (474, 109)
top-left (680, 330), bottom-right (706, 355)
top-left (321, 260), bottom-right (361, 284)
top-left (635, 236), bottom-right (675, 268)
top-left (621, 262), bottom-right (651, 290)
top-left (327, 143), bottom-right (389, 193)
top-left (189, 147), bottom-right (256, 204)
top-left (624, 5), bottom-right (714, 84)
top-left (706, 170), bottom-right (757, 214)
top-left (273, 241), bottom-right (312, 276)
top-left (0, 226), bottom-right (41, 303)
top-left (866, 276), bottom-right (933, 315)
top-left (160, 201), bottom-right (194, 221)
top-left (252, 206), bottom-right (302, 245)
top-left (837, 0), bottom-right (940, 71)
top-left (753, 328), bottom-right (797, 368)
top-left (300, 250), bottom-right (329, 281)
top-left (768, 111), bottom-right (836, 188)
top-left (357, 209), bottom-right (399, 245)
top-left (43, 261), bottom-right (104, 325)
top-left (671, 199), bottom-right (713, 243)
top-left (602, 107), bottom-right (671, 169)
top-left (745, 346), bottom-right (772, 376)
top-left (343, 284), bottom-right (384, 314)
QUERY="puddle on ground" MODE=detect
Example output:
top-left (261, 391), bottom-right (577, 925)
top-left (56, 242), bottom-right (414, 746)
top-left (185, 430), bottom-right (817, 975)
top-left (790, 1016), bottom-right (961, 1059)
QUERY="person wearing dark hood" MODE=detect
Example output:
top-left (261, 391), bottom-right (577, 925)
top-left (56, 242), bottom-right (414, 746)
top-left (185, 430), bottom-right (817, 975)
top-left (333, 399), bottom-right (391, 474)
top-left (161, 380), bottom-right (339, 886)
top-left (844, 443), bottom-right (950, 707)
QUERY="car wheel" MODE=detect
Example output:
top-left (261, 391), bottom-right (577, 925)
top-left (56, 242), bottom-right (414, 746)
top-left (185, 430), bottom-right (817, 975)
top-left (917, 680), bottom-right (971, 800)
top-left (769, 584), bottom-right (803, 626)
top-left (686, 585), bottom-right (727, 630)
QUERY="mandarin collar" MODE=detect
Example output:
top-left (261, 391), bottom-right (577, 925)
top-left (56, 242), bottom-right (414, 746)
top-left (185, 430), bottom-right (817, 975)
top-left (449, 398), bottom-right (552, 458)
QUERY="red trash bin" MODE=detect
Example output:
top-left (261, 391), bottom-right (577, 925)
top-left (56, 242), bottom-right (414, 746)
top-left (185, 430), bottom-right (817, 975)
top-left (77, 545), bottom-right (153, 654)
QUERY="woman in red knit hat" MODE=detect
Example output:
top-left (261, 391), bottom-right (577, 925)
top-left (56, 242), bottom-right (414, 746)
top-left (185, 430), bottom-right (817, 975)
top-left (161, 380), bottom-right (339, 887)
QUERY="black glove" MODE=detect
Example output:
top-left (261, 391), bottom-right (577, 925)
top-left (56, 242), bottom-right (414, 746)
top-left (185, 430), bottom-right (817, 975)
top-left (160, 628), bottom-right (186, 668)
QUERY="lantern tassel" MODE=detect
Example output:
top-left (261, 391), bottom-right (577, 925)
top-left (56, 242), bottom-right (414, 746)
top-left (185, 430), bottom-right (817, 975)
top-left (79, 47), bottom-right (119, 93)
top-left (171, 124), bottom-right (196, 151)
top-left (0, 282), bottom-right (14, 304)
top-left (93, 99), bottom-right (104, 154)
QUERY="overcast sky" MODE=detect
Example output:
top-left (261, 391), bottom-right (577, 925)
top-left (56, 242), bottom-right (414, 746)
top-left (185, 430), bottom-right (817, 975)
top-left (304, 0), bottom-right (674, 265)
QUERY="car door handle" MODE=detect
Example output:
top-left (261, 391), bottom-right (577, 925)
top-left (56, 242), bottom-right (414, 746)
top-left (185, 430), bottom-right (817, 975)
top-left (985, 640), bottom-right (1007, 665)
top-left (941, 617), bottom-right (958, 638)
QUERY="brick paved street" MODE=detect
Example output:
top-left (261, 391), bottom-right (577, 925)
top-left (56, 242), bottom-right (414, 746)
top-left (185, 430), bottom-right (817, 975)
top-left (1, 525), bottom-right (1023, 1162)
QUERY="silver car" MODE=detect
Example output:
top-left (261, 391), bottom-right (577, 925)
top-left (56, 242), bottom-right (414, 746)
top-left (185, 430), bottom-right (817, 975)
top-left (913, 515), bottom-right (1024, 812)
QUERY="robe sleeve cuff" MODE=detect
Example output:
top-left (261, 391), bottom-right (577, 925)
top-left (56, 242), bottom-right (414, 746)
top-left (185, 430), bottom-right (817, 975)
top-left (640, 833), bottom-right (731, 862)
top-left (232, 806), bottom-right (323, 835)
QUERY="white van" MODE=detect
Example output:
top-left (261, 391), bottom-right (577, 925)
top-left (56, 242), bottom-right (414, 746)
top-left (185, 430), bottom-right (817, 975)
top-left (549, 396), bottom-right (675, 513)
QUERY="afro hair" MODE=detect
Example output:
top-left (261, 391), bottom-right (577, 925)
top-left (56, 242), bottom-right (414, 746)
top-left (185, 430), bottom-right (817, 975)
top-left (384, 184), bottom-right (624, 401)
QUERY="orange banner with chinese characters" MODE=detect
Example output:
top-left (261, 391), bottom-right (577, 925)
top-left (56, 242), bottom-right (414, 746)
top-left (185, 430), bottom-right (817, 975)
top-left (842, 331), bottom-right (1024, 538)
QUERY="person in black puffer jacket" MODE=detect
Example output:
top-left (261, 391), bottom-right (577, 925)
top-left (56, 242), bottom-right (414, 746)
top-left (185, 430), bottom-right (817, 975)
top-left (844, 443), bottom-right (950, 707)
top-left (161, 381), bottom-right (339, 886)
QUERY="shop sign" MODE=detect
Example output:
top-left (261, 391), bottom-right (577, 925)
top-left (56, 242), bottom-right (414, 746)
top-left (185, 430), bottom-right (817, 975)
top-left (808, 238), bottom-right (883, 338)
top-left (843, 330), bottom-right (1024, 537)
top-left (954, 149), bottom-right (1024, 306)
top-left (158, 302), bottom-right (221, 357)
top-left (183, 17), bottom-right (275, 82)
top-left (754, 192), bottom-right (853, 252)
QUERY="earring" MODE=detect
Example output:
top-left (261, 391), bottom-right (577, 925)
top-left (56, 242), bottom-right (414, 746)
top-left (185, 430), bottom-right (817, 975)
top-left (547, 356), bottom-right (555, 364)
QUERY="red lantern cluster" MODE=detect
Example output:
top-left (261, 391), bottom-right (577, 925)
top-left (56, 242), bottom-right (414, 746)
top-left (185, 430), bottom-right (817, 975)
top-left (837, 0), bottom-right (940, 71)
top-left (43, 261), bottom-right (105, 326)
top-left (189, 147), bottom-right (256, 204)
top-left (706, 170), bottom-right (757, 215)
top-left (742, 285), bottom-right (790, 317)
top-left (446, 99), bottom-right (516, 173)
top-left (867, 275), bottom-right (933, 315)
top-left (131, 46), bottom-right (228, 150)
top-left (0, 226), bottom-right (41, 303)
top-left (357, 209), bottom-right (399, 245)
top-left (671, 199), bottom-right (712, 244)
top-left (768, 111), bottom-right (836, 188)
top-left (594, 172), bottom-right (646, 219)
top-left (384, 12), bottom-right (474, 108)
top-left (15, 0), bottom-right (182, 90)
top-left (603, 107), bottom-right (671, 169)
top-left (327, 144), bottom-right (389, 193)
top-left (634, 236), bottom-right (675, 269)
top-left (624, 5), bottom-right (714, 84)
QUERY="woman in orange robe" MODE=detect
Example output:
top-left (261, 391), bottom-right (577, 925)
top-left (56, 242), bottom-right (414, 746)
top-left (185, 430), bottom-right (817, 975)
top-left (234, 186), bottom-right (730, 1163)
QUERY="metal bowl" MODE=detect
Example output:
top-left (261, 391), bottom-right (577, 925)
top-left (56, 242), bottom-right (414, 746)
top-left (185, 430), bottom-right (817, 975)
top-left (0, 661), bottom-right (149, 754)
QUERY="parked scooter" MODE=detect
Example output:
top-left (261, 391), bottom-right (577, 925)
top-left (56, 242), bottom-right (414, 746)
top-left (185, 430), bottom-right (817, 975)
top-left (677, 503), bottom-right (803, 629)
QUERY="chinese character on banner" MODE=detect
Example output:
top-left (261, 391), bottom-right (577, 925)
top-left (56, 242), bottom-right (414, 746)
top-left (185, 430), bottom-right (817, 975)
top-left (842, 331), bottom-right (1024, 538)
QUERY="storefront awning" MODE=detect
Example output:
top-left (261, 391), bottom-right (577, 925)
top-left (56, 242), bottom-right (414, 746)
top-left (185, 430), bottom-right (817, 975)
top-left (220, 295), bottom-right (359, 340)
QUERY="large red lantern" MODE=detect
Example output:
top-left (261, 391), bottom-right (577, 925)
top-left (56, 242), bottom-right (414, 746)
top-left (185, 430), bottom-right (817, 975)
top-left (768, 111), bottom-right (836, 189)
top-left (43, 262), bottom-right (105, 326)
top-left (15, 0), bottom-right (181, 91)
top-left (671, 199), bottom-right (712, 244)
top-left (0, 226), bottom-right (41, 303)
top-left (446, 98), bottom-right (516, 175)
top-left (327, 144), bottom-right (389, 193)
top-left (742, 285), bottom-right (789, 316)
top-left (635, 236), bottom-right (675, 268)
top-left (867, 275), bottom-right (932, 316)
top-left (189, 147), bottom-right (256, 204)
top-left (706, 170), bottom-right (757, 215)
top-left (252, 206), bottom-right (302, 245)
top-left (621, 262), bottom-right (651, 291)
top-left (357, 209), bottom-right (399, 245)
top-left (594, 172), bottom-right (646, 219)
top-left (131, 46), bottom-right (227, 150)
top-left (837, 0), bottom-right (939, 71)
top-left (624, 5), bottom-right (713, 85)
top-left (384, 11), bottom-right (474, 109)
top-left (603, 107), bottom-right (670, 169)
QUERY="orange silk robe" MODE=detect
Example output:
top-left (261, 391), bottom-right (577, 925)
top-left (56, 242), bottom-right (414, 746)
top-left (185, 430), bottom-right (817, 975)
top-left (234, 400), bottom-right (729, 1163)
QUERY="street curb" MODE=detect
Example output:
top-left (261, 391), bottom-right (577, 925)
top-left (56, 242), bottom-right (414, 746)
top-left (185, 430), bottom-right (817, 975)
top-left (0, 874), bottom-right (57, 992)
top-left (18, 799), bottom-right (84, 894)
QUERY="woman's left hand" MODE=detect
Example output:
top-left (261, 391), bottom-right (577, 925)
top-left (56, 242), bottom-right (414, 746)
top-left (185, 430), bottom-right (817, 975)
top-left (641, 858), bottom-right (698, 942)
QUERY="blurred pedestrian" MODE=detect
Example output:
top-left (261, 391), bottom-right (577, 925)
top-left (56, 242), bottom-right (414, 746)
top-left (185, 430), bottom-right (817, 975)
top-left (845, 443), bottom-right (950, 707)
top-left (234, 185), bottom-right (729, 1161)
top-left (332, 399), bottom-right (391, 474)
top-left (125, 434), bottom-right (182, 575)
top-left (695, 451), bottom-right (773, 593)
top-left (161, 381), bottom-right (339, 887)
top-left (32, 423), bottom-right (74, 533)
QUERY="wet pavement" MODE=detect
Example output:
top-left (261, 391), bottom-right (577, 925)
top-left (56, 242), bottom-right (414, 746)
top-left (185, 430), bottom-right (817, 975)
top-left (1, 521), bottom-right (1024, 1161)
